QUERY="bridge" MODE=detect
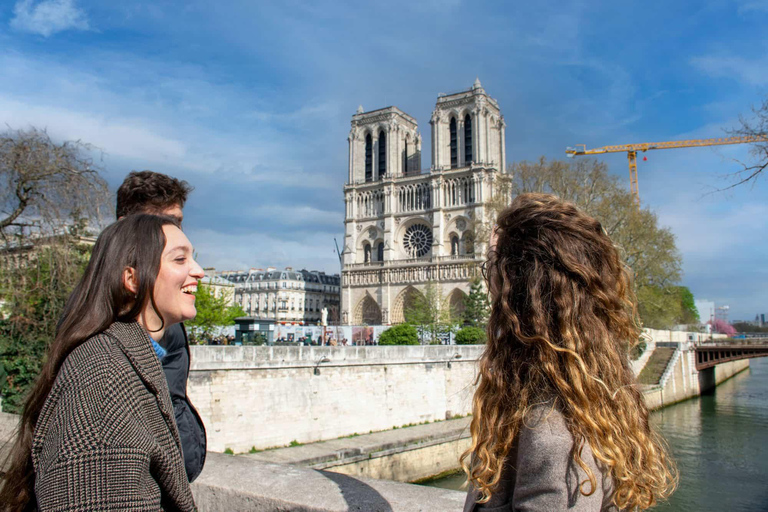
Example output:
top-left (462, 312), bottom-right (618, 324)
top-left (695, 338), bottom-right (768, 371)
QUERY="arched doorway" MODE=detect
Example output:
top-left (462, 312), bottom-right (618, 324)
top-left (354, 294), bottom-right (382, 325)
top-left (448, 289), bottom-right (468, 323)
top-left (391, 286), bottom-right (426, 324)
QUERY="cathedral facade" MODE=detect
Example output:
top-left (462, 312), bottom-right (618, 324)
top-left (340, 79), bottom-right (507, 325)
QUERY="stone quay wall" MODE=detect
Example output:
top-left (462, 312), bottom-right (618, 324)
top-left (188, 330), bottom-right (732, 454)
top-left (641, 334), bottom-right (747, 411)
top-left (188, 345), bottom-right (483, 453)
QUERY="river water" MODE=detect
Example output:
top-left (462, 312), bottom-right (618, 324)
top-left (422, 358), bottom-right (768, 511)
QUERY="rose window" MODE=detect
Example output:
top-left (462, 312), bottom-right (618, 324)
top-left (403, 224), bottom-right (433, 257)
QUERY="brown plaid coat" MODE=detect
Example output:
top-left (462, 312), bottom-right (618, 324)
top-left (31, 321), bottom-right (197, 511)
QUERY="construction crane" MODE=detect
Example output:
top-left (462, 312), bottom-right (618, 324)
top-left (565, 136), bottom-right (767, 204)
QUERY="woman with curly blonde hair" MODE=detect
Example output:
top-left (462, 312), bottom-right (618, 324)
top-left (461, 193), bottom-right (676, 511)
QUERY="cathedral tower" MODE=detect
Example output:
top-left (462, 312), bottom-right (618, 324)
top-left (341, 80), bottom-right (507, 326)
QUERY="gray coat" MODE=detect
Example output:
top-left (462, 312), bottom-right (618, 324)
top-left (463, 405), bottom-right (620, 512)
top-left (32, 321), bottom-right (197, 511)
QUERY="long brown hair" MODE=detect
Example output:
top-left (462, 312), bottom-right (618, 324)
top-left (461, 193), bottom-right (676, 510)
top-left (0, 214), bottom-right (178, 511)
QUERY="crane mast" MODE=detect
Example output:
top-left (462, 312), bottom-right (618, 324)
top-left (566, 135), bottom-right (767, 204)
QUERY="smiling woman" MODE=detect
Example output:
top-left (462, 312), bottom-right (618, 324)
top-left (0, 214), bottom-right (202, 512)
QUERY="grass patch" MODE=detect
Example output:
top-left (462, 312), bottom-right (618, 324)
top-left (638, 347), bottom-right (676, 385)
top-left (289, 440), bottom-right (303, 447)
top-left (223, 447), bottom-right (234, 455)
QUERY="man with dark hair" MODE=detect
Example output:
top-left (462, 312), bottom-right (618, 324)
top-left (116, 170), bottom-right (193, 220)
top-left (116, 170), bottom-right (206, 483)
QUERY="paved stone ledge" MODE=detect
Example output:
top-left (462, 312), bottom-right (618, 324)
top-left (247, 416), bottom-right (471, 470)
top-left (192, 452), bottom-right (467, 512)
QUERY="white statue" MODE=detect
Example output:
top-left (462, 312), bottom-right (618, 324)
top-left (321, 307), bottom-right (328, 327)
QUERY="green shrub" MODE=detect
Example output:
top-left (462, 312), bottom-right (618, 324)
top-left (630, 340), bottom-right (647, 361)
top-left (224, 448), bottom-right (234, 455)
top-left (378, 324), bottom-right (420, 345)
top-left (455, 326), bottom-right (486, 345)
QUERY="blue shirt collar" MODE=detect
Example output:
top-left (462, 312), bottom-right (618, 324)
top-left (149, 336), bottom-right (167, 362)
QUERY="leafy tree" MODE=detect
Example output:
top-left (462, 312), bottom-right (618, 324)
top-left (629, 340), bottom-right (647, 361)
top-left (463, 277), bottom-right (489, 328)
top-left (404, 281), bottom-right (454, 344)
top-left (378, 324), bottom-right (419, 345)
top-left (676, 286), bottom-right (699, 325)
top-left (243, 332), bottom-right (267, 346)
top-left (634, 285), bottom-right (701, 329)
top-left (508, 157), bottom-right (688, 329)
top-left (0, 239), bottom-right (92, 413)
top-left (185, 284), bottom-right (246, 342)
top-left (455, 326), bottom-right (486, 345)
top-left (0, 128), bottom-right (109, 412)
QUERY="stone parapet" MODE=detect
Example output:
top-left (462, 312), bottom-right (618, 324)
top-left (190, 344), bottom-right (484, 371)
top-left (192, 452), bottom-right (466, 511)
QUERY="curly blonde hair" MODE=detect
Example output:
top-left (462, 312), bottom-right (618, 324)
top-left (461, 193), bottom-right (676, 510)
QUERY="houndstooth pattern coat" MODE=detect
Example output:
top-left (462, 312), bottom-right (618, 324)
top-left (31, 321), bottom-right (197, 511)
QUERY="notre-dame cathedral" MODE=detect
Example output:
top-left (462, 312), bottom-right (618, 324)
top-left (340, 79), bottom-right (507, 326)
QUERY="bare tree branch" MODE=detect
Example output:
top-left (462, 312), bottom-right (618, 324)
top-left (0, 127), bottom-right (110, 240)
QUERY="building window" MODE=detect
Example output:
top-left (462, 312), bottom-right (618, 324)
top-left (464, 114), bottom-right (472, 164)
top-left (365, 133), bottom-right (373, 182)
top-left (450, 117), bottom-right (458, 168)
top-left (377, 242), bottom-right (384, 262)
top-left (378, 130), bottom-right (386, 178)
top-left (403, 223), bottom-right (433, 258)
top-left (451, 235), bottom-right (459, 256)
top-left (363, 243), bottom-right (371, 263)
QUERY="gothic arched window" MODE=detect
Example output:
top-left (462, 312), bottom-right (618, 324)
top-left (363, 243), bottom-right (371, 263)
top-left (377, 242), bottom-right (384, 262)
top-left (464, 114), bottom-right (473, 164)
top-left (450, 117), bottom-right (458, 168)
top-left (378, 130), bottom-right (387, 178)
top-left (365, 134), bottom-right (373, 182)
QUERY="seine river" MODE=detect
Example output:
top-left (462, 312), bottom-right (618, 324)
top-left (422, 358), bottom-right (768, 511)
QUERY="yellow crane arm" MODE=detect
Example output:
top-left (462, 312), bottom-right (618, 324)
top-left (565, 135), bottom-right (768, 204)
top-left (565, 135), bottom-right (765, 157)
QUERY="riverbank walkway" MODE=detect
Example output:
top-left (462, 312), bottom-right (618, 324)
top-left (247, 416), bottom-right (471, 478)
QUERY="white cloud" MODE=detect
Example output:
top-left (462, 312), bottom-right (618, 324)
top-left (11, 0), bottom-right (89, 37)
top-left (737, 0), bottom-right (768, 14)
top-left (0, 97), bottom-right (188, 164)
top-left (187, 227), bottom-right (340, 275)
top-left (691, 55), bottom-right (768, 87)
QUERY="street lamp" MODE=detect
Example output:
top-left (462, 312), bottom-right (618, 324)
top-left (446, 353), bottom-right (462, 369)
top-left (314, 356), bottom-right (330, 376)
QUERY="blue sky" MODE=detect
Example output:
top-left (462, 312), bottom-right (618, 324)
top-left (1, 0), bottom-right (767, 321)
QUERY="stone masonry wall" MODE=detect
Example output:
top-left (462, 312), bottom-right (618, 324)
top-left (188, 345), bottom-right (483, 453)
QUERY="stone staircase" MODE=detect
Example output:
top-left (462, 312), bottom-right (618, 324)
top-left (638, 347), bottom-right (677, 385)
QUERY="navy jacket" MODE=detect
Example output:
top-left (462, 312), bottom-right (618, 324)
top-left (160, 323), bottom-right (207, 482)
